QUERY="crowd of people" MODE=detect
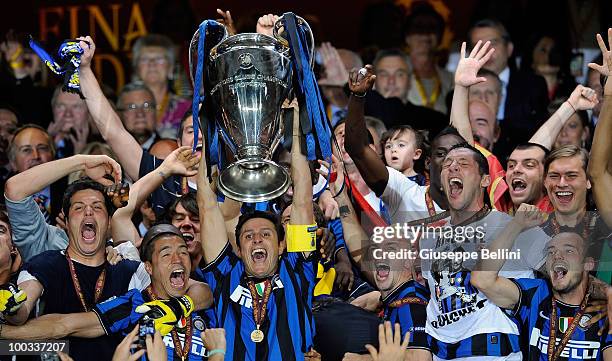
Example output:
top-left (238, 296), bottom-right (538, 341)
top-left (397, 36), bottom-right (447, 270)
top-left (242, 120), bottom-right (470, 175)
top-left (0, 2), bottom-right (611, 361)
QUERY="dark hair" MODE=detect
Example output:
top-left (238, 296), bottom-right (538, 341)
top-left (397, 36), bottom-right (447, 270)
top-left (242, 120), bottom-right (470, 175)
top-left (333, 119), bottom-right (375, 145)
top-left (140, 224), bottom-right (185, 262)
top-left (381, 125), bottom-right (427, 172)
top-left (0, 204), bottom-right (11, 235)
top-left (513, 142), bottom-right (551, 157)
top-left (431, 125), bottom-right (463, 144)
top-left (235, 210), bottom-right (285, 248)
top-left (372, 48), bottom-right (410, 70)
top-left (162, 192), bottom-right (199, 224)
top-left (177, 110), bottom-right (194, 142)
top-left (447, 142), bottom-right (489, 176)
top-left (403, 2), bottom-right (445, 43)
top-left (62, 177), bottom-right (114, 219)
top-left (468, 18), bottom-right (511, 48)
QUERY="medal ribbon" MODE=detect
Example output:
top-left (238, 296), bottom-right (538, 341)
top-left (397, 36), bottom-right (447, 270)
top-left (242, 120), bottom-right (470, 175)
top-left (247, 279), bottom-right (272, 332)
top-left (66, 252), bottom-right (106, 312)
top-left (414, 74), bottom-right (441, 108)
top-left (146, 286), bottom-right (192, 361)
top-left (388, 296), bottom-right (428, 308)
top-left (424, 186), bottom-right (437, 217)
top-left (547, 288), bottom-right (590, 361)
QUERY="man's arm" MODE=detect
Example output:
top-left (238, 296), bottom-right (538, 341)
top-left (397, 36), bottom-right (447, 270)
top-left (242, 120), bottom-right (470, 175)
top-left (470, 204), bottom-right (546, 309)
top-left (344, 66), bottom-right (389, 197)
top-left (111, 147), bottom-right (199, 246)
top-left (450, 41), bottom-right (495, 145)
top-left (587, 29), bottom-right (612, 227)
top-left (289, 101), bottom-right (315, 257)
top-left (197, 149), bottom-right (229, 265)
top-left (529, 85), bottom-right (598, 150)
top-left (186, 279), bottom-right (213, 310)
top-left (77, 36), bottom-right (143, 181)
top-left (3, 280), bottom-right (42, 326)
top-left (5, 154), bottom-right (121, 202)
top-left (1, 312), bottom-right (103, 339)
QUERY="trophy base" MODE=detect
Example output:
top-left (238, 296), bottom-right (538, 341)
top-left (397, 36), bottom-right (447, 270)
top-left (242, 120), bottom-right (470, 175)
top-left (217, 158), bottom-right (290, 203)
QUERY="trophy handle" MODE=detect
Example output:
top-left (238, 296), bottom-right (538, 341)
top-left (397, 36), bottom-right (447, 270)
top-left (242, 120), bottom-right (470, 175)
top-left (188, 22), bottom-right (229, 88)
top-left (273, 13), bottom-right (315, 69)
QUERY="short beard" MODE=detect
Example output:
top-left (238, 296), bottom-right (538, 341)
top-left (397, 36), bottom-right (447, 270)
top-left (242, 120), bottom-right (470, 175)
top-left (553, 272), bottom-right (584, 295)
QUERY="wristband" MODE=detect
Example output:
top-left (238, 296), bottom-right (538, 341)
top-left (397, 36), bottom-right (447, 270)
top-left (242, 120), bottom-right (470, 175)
top-left (286, 224), bottom-right (317, 252)
top-left (105, 239), bottom-right (114, 248)
top-left (351, 91), bottom-right (366, 98)
top-left (205, 349), bottom-right (225, 357)
top-left (566, 100), bottom-right (576, 113)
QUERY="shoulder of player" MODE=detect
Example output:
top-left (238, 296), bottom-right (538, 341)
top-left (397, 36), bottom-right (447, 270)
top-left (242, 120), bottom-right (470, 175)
top-left (23, 250), bottom-right (66, 270)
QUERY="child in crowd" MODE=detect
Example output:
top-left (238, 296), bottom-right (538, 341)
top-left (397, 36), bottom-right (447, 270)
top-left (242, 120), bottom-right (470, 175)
top-left (381, 125), bottom-right (427, 185)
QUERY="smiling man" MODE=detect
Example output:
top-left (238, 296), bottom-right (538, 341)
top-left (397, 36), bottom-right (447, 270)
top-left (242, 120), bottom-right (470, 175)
top-left (539, 146), bottom-right (612, 283)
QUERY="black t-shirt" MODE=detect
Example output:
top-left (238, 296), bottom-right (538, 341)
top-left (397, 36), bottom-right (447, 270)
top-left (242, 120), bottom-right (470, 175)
top-left (21, 250), bottom-right (142, 361)
top-left (139, 150), bottom-right (195, 217)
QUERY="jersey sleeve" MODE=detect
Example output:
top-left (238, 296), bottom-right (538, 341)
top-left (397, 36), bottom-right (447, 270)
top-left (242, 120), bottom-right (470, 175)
top-left (508, 278), bottom-right (546, 323)
top-left (200, 243), bottom-right (240, 294)
top-left (399, 298), bottom-right (429, 349)
top-left (601, 332), bottom-right (612, 352)
top-left (20, 251), bottom-right (62, 291)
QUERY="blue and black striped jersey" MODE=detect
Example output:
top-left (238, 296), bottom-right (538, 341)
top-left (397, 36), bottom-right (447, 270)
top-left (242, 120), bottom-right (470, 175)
top-left (200, 244), bottom-right (316, 361)
top-left (382, 280), bottom-right (430, 350)
top-left (511, 278), bottom-right (612, 361)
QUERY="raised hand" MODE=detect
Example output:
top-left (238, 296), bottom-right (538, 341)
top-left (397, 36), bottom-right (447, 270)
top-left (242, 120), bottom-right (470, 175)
top-left (567, 84), bottom-right (599, 111)
top-left (159, 146), bottom-right (200, 178)
top-left (216, 9), bottom-right (237, 36)
top-left (256, 14), bottom-right (279, 36)
top-left (588, 28), bottom-right (612, 78)
top-left (318, 42), bottom-right (349, 87)
top-left (365, 322), bottom-right (409, 361)
top-left (81, 154), bottom-right (122, 186)
top-left (203, 328), bottom-right (226, 360)
top-left (105, 183), bottom-right (129, 209)
top-left (348, 65), bottom-right (376, 95)
top-left (317, 154), bottom-right (344, 195)
top-left (76, 36), bottom-right (95, 68)
top-left (512, 203), bottom-right (547, 230)
top-left (455, 41), bottom-right (495, 88)
top-left (69, 124), bottom-right (90, 154)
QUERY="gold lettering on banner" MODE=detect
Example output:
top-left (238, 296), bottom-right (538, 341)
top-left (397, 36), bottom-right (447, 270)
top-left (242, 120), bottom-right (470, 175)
top-left (88, 4), bottom-right (121, 51)
top-left (39, 7), bottom-right (64, 41)
top-left (124, 3), bottom-right (147, 51)
top-left (94, 54), bottom-right (126, 94)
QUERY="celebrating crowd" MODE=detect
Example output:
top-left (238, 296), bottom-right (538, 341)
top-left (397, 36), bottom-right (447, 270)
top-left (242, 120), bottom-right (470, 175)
top-left (0, 3), bottom-right (611, 361)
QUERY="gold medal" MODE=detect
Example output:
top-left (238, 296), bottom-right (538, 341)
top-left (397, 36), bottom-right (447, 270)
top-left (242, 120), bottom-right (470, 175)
top-left (251, 329), bottom-right (264, 343)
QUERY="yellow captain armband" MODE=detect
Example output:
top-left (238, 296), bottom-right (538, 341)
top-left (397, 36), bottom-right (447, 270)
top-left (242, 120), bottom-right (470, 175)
top-left (286, 223), bottom-right (318, 252)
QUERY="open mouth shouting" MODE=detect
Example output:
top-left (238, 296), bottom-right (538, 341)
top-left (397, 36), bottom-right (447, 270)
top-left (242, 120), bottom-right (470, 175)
top-left (169, 267), bottom-right (186, 289)
top-left (554, 190), bottom-right (574, 205)
top-left (375, 263), bottom-right (390, 282)
top-left (448, 177), bottom-right (463, 198)
top-left (80, 221), bottom-right (97, 244)
top-left (510, 178), bottom-right (527, 195)
top-left (251, 248), bottom-right (268, 264)
top-left (551, 263), bottom-right (568, 282)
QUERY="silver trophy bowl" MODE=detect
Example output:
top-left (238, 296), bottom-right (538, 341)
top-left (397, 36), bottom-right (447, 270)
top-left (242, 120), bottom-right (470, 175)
top-left (189, 14), bottom-right (314, 203)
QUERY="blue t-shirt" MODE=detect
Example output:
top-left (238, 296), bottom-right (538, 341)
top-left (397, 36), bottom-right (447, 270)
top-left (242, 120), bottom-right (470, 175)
top-left (511, 278), bottom-right (612, 360)
top-left (199, 244), bottom-right (316, 361)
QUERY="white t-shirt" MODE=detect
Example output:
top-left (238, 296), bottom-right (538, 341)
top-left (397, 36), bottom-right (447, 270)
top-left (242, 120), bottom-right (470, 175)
top-left (382, 166), bottom-right (444, 224)
top-left (419, 210), bottom-right (549, 345)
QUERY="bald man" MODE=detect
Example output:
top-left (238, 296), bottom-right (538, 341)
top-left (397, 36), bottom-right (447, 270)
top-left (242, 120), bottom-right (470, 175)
top-left (469, 100), bottom-right (500, 151)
